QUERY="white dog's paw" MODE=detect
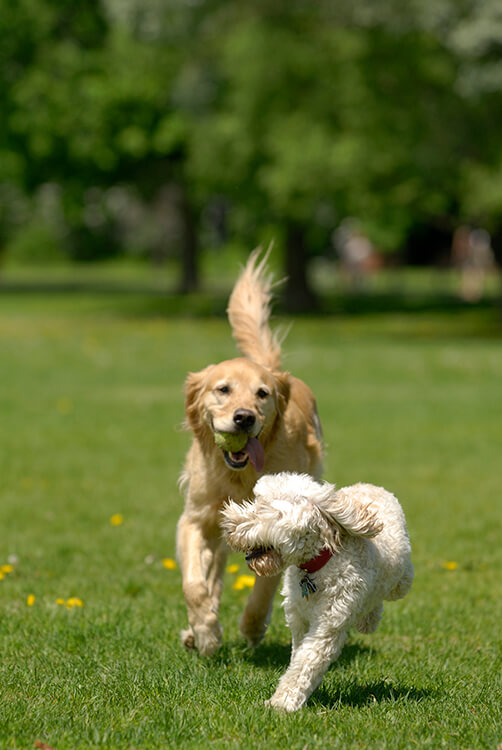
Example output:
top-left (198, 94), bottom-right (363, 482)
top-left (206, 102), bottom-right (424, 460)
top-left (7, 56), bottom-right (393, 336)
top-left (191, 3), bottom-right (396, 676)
top-left (265, 691), bottom-right (305, 712)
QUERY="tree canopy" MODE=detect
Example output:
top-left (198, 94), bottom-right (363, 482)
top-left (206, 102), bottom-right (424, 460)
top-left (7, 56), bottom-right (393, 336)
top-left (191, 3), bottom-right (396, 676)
top-left (1, 0), bottom-right (501, 302)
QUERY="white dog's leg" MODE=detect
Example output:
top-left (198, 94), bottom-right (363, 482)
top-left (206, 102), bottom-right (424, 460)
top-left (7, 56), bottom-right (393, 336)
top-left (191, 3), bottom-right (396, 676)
top-left (285, 607), bottom-right (310, 656)
top-left (177, 513), bottom-right (227, 656)
top-left (387, 559), bottom-right (414, 601)
top-left (239, 573), bottom-right (281, 647)
top-left (266, 628), bottom-right (347, 712)
top-left (356, 602), bottom-right (383, 634)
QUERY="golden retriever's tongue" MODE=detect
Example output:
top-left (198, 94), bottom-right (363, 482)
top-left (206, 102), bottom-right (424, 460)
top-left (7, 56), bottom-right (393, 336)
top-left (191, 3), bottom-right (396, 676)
top-left (245, 437), bottom-right (265, 472)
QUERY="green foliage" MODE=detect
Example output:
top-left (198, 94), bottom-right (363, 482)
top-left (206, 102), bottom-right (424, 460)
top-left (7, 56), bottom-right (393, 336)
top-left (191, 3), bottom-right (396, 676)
top-left (5, 219), bottom-right (67, 265)
top-left (1, 0), bottom-right (502, 265)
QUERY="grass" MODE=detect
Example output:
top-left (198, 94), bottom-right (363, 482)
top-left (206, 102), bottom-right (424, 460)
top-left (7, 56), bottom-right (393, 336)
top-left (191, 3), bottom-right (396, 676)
top-left (0, 268), bottom-right (501, 749)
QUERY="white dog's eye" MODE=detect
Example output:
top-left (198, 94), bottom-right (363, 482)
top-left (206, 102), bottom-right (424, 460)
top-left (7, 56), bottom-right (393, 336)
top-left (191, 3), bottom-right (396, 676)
top-left (257, 387), bottom-right (269, 399)
top-left (216, 384), bottom-right (230, 395)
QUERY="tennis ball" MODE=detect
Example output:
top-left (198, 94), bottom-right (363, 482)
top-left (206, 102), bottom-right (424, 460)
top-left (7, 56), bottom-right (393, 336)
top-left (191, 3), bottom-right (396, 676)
top-left (214, 431), bottom-right (248, 453)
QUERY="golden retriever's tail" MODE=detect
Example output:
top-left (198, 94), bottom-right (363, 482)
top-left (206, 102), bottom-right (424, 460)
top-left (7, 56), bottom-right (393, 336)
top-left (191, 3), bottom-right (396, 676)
top-left (227, 247), bottom-right (283, 370)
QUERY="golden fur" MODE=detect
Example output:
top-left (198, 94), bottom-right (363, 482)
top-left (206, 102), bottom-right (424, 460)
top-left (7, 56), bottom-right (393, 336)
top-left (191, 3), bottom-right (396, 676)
top-left (177, 249), bottom-right (324, 655)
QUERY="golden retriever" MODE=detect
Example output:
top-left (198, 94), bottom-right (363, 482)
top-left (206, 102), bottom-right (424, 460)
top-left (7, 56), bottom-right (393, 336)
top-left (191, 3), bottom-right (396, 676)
top-left (177, 249), bottom-right (324, 655)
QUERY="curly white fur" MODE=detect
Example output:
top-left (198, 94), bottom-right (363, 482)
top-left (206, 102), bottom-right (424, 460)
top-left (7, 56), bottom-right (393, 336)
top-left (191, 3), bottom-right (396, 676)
top-left (222, 472), bottom-right (413, 712)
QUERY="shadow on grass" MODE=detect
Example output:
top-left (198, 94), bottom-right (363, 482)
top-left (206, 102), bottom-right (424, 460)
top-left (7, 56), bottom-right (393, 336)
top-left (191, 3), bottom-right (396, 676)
top-left (215, 639), bottom-right (434, 709)
top-left (237, 640), bottom-right (372, 671)
top-left (313, 678), bottom-right (434, 709)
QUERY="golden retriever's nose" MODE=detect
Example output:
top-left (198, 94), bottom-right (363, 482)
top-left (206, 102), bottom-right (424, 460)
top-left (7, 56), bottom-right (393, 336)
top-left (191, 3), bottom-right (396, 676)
top-left (233, 409), bottom-right (256, 431)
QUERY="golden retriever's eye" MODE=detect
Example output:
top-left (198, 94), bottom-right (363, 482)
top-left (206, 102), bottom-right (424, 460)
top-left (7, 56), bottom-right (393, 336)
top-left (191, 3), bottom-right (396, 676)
top-left (257, 387), bottom-right (269, 399)
top-left (216, 384), bottom-right (230, 395)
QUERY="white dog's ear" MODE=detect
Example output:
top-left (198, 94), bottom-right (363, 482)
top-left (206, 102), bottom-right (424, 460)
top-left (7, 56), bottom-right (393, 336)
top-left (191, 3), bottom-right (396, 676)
top-left (220, 499), bottom-right (255, 547)
top-left (314, 482), bottom-right (383, 544)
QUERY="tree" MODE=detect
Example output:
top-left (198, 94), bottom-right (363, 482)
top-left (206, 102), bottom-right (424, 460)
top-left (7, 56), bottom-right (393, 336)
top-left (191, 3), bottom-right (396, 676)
top-left (0, 0), bottom-right (205, 288)
top-left (2, 0), bottom-right (502, 304)
top-left (186, 2), bottom-right (477, 305)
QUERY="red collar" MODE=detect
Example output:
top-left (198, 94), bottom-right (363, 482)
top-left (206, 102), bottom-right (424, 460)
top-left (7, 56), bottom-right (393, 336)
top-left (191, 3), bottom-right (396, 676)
top-left (299, 547), bottom-right (333, 574)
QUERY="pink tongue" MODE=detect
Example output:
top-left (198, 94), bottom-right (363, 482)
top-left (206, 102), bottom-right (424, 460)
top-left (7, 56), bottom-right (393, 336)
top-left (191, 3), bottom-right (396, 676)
top-left (244, 437), bottom-right (265, 473)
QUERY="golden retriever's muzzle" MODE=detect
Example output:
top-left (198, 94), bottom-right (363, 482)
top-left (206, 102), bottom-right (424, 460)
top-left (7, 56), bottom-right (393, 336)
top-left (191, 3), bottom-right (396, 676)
top-left (233, 409), bottom-right (256, 431)
top-left (222, 435), bottom-right (264, 472)
top-left (219, 410), bottom-right (265, 472)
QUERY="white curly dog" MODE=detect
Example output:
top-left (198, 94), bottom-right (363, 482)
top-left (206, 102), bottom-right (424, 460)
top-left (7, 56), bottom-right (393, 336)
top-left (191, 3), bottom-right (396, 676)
top-left (222, 472), bottom-right (414, 712)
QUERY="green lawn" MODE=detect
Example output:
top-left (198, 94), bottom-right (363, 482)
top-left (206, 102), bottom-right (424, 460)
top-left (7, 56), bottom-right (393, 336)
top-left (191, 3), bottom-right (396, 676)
top-left (0, 274), bottom-right (501, 749)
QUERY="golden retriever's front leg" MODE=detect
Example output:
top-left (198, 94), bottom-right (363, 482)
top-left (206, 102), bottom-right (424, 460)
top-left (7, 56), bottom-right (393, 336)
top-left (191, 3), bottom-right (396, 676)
top-left (240, 573), bottom-right (281, 647)
top-left (177, 513), bottom-right (227, 656)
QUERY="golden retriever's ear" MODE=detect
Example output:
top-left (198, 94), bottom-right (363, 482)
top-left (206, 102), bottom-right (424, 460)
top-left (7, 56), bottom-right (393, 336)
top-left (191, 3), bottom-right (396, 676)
top-left (184, 368), bottom-right (210, 435)
top-left (274, 372), bottom-right (291, 415)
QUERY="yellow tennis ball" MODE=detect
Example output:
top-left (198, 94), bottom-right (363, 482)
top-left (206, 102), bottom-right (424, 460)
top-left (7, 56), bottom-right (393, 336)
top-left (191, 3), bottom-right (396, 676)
top-left (214, 431), bottom-right (248, 452)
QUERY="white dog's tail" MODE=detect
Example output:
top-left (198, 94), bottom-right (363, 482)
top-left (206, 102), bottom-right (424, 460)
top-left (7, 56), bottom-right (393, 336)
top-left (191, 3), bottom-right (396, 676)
top-left (227, 247), bottom-right (284, 371)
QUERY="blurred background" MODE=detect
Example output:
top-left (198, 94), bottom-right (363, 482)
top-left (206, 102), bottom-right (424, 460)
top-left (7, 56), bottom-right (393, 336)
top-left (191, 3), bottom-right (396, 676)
top-left (1, 0), bottom-right (502, 312)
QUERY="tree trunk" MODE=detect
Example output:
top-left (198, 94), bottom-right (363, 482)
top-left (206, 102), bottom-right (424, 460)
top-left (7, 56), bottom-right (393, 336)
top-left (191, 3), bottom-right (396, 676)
top-left (178, 186), bottom-right (199, 294)
top-left (490, 226), bottom-right (502, 328)
top-left (283, 222), bottom-right (318, 312)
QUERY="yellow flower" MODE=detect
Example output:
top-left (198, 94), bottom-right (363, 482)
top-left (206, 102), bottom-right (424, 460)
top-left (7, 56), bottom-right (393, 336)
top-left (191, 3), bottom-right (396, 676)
top-left (1, 564), bottom-right (14, 574)
top-left (232, 575), bottom-right (255, 591)
top-left (56, 597), bottom-right (84, 608)
top-left (226, 564), bottom-right (239, 574)
top-left (110, 514), bottom-right (124, 526)
top-left (0, 572), bottom-right (4, 581)
top-left (442, 561), bottom-right (458, 571)
top-left (26, 594), bottom-right (36, 606)
top-left (162, 558), bottom-right (177, 570)
top-left (67, 597), bottom-right (84, 608)
top-left (56, 397), bottom-right (73, 415)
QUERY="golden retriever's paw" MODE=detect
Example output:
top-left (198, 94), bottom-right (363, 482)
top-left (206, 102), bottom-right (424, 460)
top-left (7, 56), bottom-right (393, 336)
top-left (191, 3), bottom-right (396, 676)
top-left (181, 627), bottom-right (195, 650)
top-left (181, 624), bottom-right (222, 655)
top-left (239, 614), bottom-right (267, 648)
top-left (193, 621), bottom-right (223, 656)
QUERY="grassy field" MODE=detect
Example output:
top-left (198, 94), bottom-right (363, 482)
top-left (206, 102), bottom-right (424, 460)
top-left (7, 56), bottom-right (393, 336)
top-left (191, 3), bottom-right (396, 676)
top-left (0, 268), bottom-right (501, 749)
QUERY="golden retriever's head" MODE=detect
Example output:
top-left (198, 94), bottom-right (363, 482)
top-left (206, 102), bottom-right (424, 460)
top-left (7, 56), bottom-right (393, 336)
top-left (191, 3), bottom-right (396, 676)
top-left (185, 357), bottom-right (290, 472)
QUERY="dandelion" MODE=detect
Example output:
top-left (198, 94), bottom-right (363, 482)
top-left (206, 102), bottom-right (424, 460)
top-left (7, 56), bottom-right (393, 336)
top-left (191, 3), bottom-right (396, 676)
top-left (442, 561), bottom-right (458, 571)
top-left (0, 572), bottom-right (4, 581)
top-left (1, 564), bottom-right (14, 574)
top-left (226, 564), bottom-right (239, 574)
top-left (67, 597), bottom-right (84, 608)
top-left (110, 514), bottom-right (124, 526)
top-left (56, 397), bottom-right (73, 415)
top-left (56, 597), bottom-right (84, 609)
top-left (232, 575), bottom-right (255, 591)
top-left (162, 558), bottom-right (177, 570)
top-left (26, 594), bottom-right (36, 606)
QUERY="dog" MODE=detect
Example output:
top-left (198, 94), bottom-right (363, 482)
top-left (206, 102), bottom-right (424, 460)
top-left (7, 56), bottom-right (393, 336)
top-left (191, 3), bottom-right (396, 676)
top-left (222, 472), bottom-right (414, 711)
top-left (177, 251), bottom-right (324, 656)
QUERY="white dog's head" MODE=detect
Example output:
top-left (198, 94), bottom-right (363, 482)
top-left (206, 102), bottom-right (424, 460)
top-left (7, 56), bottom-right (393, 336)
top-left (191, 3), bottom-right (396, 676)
top-left (221, 472), bottom-right (383, 576)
